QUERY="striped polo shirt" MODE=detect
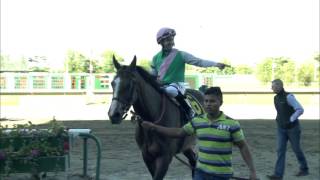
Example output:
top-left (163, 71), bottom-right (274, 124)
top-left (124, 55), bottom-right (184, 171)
top-left (183, 112), bottom-right (245, 177)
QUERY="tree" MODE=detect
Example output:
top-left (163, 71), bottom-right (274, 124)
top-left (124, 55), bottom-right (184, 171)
top-left (64, 50), bottom-right (125, 73)
top-left (0, 54), bottom-right (29, 71)
top-left (235, 65), bottom-right (253, 75)
top-left (313, 53), bottom-right (320, 82)
top-left (65, 50), bottom-right (89, 73)
top-left (277, 59), bottom-right (295, 84)
top-left (81, 59), bottom-right (100, 73)
top-left (198, 59), bottom-right (235, 75)
top-left (220, 59), bottom-right (235, 75)
top-left (28, 56), bottom-right (50, 72)
top-left (297, 62), bottom-right (315, 86)
top-left (255, 57), bottom-right (295, 84)
top-left (256, 58), bottom-right (272, 84)
top-left (101, 50), bottom-right (123, 73)
top-left (0, 54), bottom-right (11, 70)
top-left (137, 58), bottom-right (152, 71)
top-left (314, 53), bottom-right (320, 62)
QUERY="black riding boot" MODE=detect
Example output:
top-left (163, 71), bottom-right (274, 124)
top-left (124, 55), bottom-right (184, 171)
top-left (175, 93), bottom-right (194, 122)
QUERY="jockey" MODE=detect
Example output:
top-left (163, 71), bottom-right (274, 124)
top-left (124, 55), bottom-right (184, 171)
top-left (151, 27), bottom-right (228, 121)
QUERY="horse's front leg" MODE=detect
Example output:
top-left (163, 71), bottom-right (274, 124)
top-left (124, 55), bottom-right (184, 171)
top-left (141, 150), bottom-right (156, 177)
top-left (152, 154), bottom-right (173, 180)
top-left (183, 148), bottom-right (197, 177)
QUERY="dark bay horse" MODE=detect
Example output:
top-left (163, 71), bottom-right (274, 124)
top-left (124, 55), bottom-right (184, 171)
top-left (108, 55), bottom-right (204, 180)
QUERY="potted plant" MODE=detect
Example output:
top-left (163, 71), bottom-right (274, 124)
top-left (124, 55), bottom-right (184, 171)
top-left (0, 120), bottom-right (69, 178)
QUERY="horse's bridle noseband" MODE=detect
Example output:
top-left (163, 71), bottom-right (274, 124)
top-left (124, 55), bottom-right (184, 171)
top-left (111, 98), bottom-right (128, 119)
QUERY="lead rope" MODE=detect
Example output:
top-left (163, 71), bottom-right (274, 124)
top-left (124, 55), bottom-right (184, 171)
top-left (174, 155), bottom-right (193, 170)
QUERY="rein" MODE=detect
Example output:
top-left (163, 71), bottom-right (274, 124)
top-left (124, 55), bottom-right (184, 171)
top-left (130, 92), bottom-right (166, 125)
top-left (153, 93), bottom-right (166, 124)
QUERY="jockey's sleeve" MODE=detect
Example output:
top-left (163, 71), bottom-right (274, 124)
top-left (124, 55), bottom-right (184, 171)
top-left (181, 51), bottom-right (219, 67)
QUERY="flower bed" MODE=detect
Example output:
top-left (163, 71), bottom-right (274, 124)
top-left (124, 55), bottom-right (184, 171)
top-left (0, 121), bottom-right (69, 175)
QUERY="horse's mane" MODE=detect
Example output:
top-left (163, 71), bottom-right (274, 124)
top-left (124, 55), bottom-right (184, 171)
top-left (117, 65), bottom-right (163, 93)
top-left (135, 66), bottom-right (163, 92)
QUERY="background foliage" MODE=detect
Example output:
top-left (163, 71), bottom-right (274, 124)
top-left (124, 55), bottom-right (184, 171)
top-left (1, 51), bottom-right (319, 87)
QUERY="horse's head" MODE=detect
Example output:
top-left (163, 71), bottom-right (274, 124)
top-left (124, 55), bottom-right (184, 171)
top-left (108, 55), bottom-right (138, 124)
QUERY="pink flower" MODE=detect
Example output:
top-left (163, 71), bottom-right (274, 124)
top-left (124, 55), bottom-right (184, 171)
top-left (0, 151), bottom-right (6, 160)
top-left (63, 141), bottom-right (69, 153)
top-left (31, 149), bottom-right (40, 157)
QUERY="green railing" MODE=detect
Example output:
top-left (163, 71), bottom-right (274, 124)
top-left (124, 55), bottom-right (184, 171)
top-left (0, 128), bottom-right (101, 180)
top-left (68, 129), bottom-right (101, 180)
top-left (1, 72), bottom-right (319, 95)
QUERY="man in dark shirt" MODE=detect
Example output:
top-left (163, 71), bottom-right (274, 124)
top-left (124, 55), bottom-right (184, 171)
top-left (267, 79), bottom-right (309, 180)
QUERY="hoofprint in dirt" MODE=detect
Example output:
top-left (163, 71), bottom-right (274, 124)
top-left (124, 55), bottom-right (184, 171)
top-left (2, 120), bottom-right (319, 180)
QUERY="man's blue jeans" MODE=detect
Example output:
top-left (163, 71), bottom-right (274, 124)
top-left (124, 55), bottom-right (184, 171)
top-left (274, 123), bottom-right (309, 177)
top-left (193, 169), bottom-right (230, 180)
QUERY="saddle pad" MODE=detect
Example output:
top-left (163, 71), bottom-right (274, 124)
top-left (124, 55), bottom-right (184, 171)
top-left (185, 92), bottom-right (205, 116)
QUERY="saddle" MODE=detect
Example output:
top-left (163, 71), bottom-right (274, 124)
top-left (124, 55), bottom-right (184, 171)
top-left (171, 91), bottom-right (205, 123)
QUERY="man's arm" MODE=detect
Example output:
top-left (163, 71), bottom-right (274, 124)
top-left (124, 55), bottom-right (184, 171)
top-left (141, 121), bottom-right (188, 138)
top-left (181, 51), bottom-right (228, 69)
top-left (287, 94), bottom-right (304, 122)
top-left (234, 140), bottom-right (257, 180)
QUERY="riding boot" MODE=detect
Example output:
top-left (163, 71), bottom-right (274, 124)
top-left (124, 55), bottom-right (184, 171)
top-left (175, 93), bottom-right (194, 122)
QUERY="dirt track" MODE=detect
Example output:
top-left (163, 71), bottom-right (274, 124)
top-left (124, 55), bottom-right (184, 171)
top-left (2, 120), bottom-right (319, 180)
top-left (65, 120), bottom-right (319, 180)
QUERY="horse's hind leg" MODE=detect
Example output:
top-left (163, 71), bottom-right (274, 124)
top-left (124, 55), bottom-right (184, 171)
top-left (183, 149), bottom-right (197, 177)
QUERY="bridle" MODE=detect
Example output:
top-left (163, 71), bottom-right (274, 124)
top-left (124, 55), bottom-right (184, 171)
top-left (112, 69), bottom-right (167, 123)
top-left (111, 71), bottom-right (138, 120)
top-left (111, 96), bottom-right (133, 119)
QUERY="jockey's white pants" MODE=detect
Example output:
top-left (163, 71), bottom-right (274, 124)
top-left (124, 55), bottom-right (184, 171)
top-left (163, 82), bottom-right (186, 97)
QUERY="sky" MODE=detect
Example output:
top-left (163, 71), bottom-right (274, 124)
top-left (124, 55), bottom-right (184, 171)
top-left (1, 0), bottom-right (319, 69)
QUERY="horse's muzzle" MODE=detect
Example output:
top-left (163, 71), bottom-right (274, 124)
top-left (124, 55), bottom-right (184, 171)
top-left (108, 100), bottom-right (126, 124)
top-left (108, 112), bottom-right (123, 124)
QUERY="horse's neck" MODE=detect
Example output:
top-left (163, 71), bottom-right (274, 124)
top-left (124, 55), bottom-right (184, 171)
top-left (133, 74), bottom-right (163, 121)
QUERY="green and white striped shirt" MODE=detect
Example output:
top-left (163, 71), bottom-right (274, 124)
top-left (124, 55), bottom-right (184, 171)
top-left (183, 112), bottom-right (245, 177)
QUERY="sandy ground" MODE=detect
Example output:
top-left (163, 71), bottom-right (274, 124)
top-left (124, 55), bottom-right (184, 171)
top-left (1, 94), bottom-right (319, 180)
top-left (1, 120), bottom-right (319, 180)
top-left (1, 94), bottom-right (319, 122)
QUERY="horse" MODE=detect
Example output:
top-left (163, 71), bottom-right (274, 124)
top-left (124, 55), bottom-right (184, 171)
top-left (108, 55), bottom-right (204, 180)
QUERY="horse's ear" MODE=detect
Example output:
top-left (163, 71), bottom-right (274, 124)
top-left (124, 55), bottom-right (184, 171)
top-left (113, 55), bottom-right (121, 70)
top-left (129, 55), bottom-right (137, 69)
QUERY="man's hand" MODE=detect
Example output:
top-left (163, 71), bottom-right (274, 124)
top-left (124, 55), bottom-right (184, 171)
top-left (141, 121), bottom-right (155, 130)
top-left (216, 63), bottom-right (231, 70)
